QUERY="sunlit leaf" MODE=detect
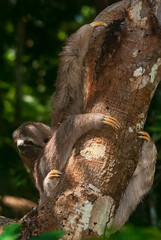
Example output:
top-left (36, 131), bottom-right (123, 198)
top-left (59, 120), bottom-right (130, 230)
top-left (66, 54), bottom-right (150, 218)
top-left (4, 48), bottom-right (16, 62)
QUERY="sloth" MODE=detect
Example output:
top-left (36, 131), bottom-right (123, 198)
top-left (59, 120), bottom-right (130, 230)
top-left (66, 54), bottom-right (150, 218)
top-left (13, 114), bottom-right (120, 198)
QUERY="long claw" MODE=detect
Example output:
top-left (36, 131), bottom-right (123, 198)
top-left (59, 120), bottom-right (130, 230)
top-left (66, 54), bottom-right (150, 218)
top-left (103, 116), bottom-right (120, 129)
top-left (48, 169), bottom-right (62, 179)
top-left (138, 131), bottom-right (151, 141)
top-left (105, 116), bottom-right (120, 125)
top-left (90, 21), bottom-right (107, 27)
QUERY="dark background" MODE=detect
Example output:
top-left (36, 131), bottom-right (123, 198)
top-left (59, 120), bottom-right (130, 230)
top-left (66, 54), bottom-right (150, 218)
top-left (0, 0), bottom-right (161, 233)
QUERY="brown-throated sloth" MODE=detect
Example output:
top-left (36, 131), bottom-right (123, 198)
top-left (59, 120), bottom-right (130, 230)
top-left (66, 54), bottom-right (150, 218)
top-left (13, 114), bottom-right (120, 198)
top-left (13, 21), bottom-right (110, 198)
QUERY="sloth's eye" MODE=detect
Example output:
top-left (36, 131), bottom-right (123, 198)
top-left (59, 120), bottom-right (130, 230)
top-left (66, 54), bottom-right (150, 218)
top-left (24, 140), bottom-right (34, 145)
top-left (44, 138), bottom-right (49, 143)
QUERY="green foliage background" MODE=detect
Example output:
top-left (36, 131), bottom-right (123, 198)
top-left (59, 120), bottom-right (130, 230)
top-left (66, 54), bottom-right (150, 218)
top-left (0, 0), bottom-right (161, 238)
top-left (0, 223), bottom-right (64, 240)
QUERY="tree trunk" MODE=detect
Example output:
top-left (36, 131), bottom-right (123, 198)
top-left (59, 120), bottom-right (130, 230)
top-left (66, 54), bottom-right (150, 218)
top-left (16, 0), bottom-right (161, 239)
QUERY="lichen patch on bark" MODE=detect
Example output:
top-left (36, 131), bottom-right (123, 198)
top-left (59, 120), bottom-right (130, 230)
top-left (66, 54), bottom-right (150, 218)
top-left (66, 200), bottom-right (93, 239)
top-left (133, 67), bottom-right (145, 77)
top-left (149, 58), bottom-right (161, 83)
top-left (88, 183), bottom-right (101, 194)
top-left (89, 196), bottom-right (115, 235)
top-left (80, 143), bottom-right (106, 160)
top-left (127, 0), bottom-right (148, 28)
top-left (128, 127), bottom-right (133, 133)
top-left (138, 75), bottom-right (150, 89)
top-left (129, 75), bottom-right (150, 91)
top-left (132, 49), bottom-right (139, 57)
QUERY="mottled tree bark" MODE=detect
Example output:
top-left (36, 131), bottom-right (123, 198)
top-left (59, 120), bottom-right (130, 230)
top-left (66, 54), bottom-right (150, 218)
top-left (13, 0), bottom-right (161, 239)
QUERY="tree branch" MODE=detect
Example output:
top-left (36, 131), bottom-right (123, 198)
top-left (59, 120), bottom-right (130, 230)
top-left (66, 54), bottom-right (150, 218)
top-left (9, 0), bottom-right (161, 239)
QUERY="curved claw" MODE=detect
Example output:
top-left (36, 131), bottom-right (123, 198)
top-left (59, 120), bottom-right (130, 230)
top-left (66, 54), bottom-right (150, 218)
top-left (90, 21), bottom-right (107, 27)
top-left (48, 169), bottom-right (62, 179)
top-left (103, 116), bottom-right (120, 129)
top-left (138, 131), bottom-right (151, 142)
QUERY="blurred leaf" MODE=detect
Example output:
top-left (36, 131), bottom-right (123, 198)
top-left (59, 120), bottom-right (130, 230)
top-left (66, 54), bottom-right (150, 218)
top-left (80, 5), bottom-right (96, 18)
top-left (5, 22), bottom-right (14, 33)
top-left (149, 126), bottom-right (161, 132)
top-left (109, 225), bottom-right (161, 240)
top-left (4, 48), bottom-right (16, 62)
top-left (0, 223), bottom-right (21, 240)
top-left (29, 230), bottom-right (65, 240)
top-left (57, 30), bottom-right (67, 41)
